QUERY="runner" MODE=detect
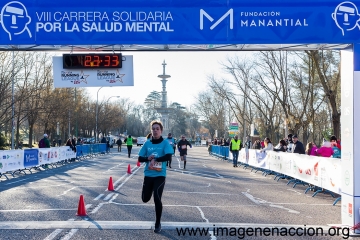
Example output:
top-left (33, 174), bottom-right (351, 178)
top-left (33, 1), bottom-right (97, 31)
top-left (138, 120), bottom-right (173, 233)
top-left (166, 133), bottom-right (176, 168)
top-left (177, 135), bottom-right (192, 170)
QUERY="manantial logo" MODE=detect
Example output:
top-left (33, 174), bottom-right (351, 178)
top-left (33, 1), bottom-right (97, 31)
top-left (332, 1), bottom-right (360, 36)
top-left (200, 9), bottom-right (233, 30)
top-left (0, 1), bottom-right (32, 40)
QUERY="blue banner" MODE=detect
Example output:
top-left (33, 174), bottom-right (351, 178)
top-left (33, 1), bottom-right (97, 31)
top-left (23, 149), bottom-right (39, 167)
top-left (1, 0), bottom-right (360, 45)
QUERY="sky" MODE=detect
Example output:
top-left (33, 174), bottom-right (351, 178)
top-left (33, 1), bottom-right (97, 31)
top-left (82, 51), bottom-right (246, 109)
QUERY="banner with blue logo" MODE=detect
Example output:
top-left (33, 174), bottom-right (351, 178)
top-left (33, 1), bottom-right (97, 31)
top-left (0, 0), bottom-right (360, 45)
top-left (23, 149), bottom-right (39, 167)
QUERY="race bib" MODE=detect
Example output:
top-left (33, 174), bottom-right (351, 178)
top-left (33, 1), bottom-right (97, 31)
top-left (149, 161), bottom-right (162, 171)
top-left (168, 139), bottom-right (173, 145)
top-left (181, 145), bottom-right (186, 149)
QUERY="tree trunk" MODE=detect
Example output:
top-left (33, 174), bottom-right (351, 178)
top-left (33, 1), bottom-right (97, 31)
top-left (28, 124), bottom-right (34, 148)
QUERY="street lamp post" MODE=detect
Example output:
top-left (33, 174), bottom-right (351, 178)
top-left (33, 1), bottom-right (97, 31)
top-left (95, 87), bottom-right (104, 143)
top-left (96, 91), bottom-right (120, 143)
top-left (11, 51), bottom-right (15, 149)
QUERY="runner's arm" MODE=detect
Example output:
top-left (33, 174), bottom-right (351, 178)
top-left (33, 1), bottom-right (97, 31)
top-left (138, 156), bottom-right (149, 162)
top-left (155, 154), bottom-right (172, 162)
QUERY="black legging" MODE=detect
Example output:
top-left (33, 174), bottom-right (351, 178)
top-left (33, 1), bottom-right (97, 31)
top-left (142, 176), bottom-right (166, 226)
top-left (127, 145), bottom-right (132, 157)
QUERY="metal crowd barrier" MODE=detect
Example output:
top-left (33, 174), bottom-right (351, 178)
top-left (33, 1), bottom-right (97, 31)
top-left (209, 148), bottom-right (342, 206)
top-left (0, 143), bottom-right (108, 181)
top-left (209, 145), bottom-right (230, 161)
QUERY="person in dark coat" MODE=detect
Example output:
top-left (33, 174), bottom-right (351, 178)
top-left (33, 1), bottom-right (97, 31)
top-left (291, 134), bottom-right (305, 154)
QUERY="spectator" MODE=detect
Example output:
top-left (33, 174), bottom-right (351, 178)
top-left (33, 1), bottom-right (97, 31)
top-left (260, 137), bottom-right (273, 153)
top-left (291, 134), bottom-right (305, 154)
top-left (330, 135), bottom-right (341, 150)
top-left (18, 141), bottom-right (23, 150)
top-left (223, 138), bottom-right (230, 146)
top-left (260, 140), bottom-right (265, 149)
top-left (274, 139), bottom-right (287, 152)
top-left (286, 134), bottom-right (294, 152)
top-left (52, 139), bottom-right (56, 147)
top-left (244, 135), bottom-right (252, 149)
top-left (116, 138), bottom-right (122, 152)
top-left (251, 140), bottom-right (262, 149)
top-left (316, 141), bottom-right (334, 157)
top-left (39, 134), bottom-right (50, 168)
top-left (305, 142), bottom-right (318, 156)
top-left (331, 141), bottom-right (341, 158)
top-left (58, 139), bottom-right (62, 146)
top-left (101, 136), bottom-right (107, 144)
top-left (213, 138), bottom-right (218, 145)
top-left (72, 137), bottom-right (76, 148)
top-left (106, 140), bottom-right (110, 153)
top-left (39, 134), bottom-right (50, 148)
top-left (66, 138), bottom-right (76, 162)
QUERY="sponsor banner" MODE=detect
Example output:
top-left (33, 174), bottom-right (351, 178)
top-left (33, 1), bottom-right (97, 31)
top-left (1, 1), bottom-right (360, 44)
top-left (237, 149), bottom-right (341, 194)
top-left (0, 150), bottom-right (24, 173)
top-left (39, 147), bottom-right (61, 164)
top-left (24, 149), bottom-right (39, 167)
top-left (58, 146), bottom-right (76, 160)
top-left (53, 56), bottom-right (134, 87)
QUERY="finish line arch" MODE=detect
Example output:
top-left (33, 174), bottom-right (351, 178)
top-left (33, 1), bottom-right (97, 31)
top-left (0, 0), bottom-right (358, 231)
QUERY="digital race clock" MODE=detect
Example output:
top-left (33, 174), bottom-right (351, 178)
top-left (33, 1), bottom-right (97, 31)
top-left (63, 54), bottom-right (122, 69)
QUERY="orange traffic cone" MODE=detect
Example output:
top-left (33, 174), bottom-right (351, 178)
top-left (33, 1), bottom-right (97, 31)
top-left (137, 161), bottom-right (141, 167)
top-left (108, 177), bottom-right (114, 191)
top-left (76, 195), bottom-right (87, 216)
top-left (127, 164), bottom-right (132, 174)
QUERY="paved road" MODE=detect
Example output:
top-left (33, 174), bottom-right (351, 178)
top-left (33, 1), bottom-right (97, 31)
top-left (0, 146), bottom-right (350, 239)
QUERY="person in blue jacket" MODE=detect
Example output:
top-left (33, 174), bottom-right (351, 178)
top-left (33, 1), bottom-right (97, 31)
top-left (138, 120), bottom-right (173, 233)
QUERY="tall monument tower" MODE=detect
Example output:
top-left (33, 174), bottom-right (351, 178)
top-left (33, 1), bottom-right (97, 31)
top-left (155, 60), bottom-right (172, 136)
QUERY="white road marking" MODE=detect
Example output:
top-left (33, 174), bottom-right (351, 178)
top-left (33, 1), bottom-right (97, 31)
top-left (166, 191), bottom-right (240, 196)
top-left (269, 204), bottom-right (300, 214)
top-left (242, 192), bottom-right (260, 204)
top-left (91, 162), bottom-right (136, 213)
top-left (0, 209), bottom-right (76, 212)
top-left (287, 189), bottom-right (302, 195)
top-left (114, 166), bottom-right (142, 191)
top-left (206, 183), bottom-right (211, 187)
top-left (43, 229), bottom-right (63, 240)
top-left (43, 219), bottom-right (75, 240)
top-left (85, 204), bottom-right (92, 209)
top-left (57, 186), bottom-right (106, 196)
top-left (60, 229), bottom-right (78, 240)
top-left (196, 206), bottom-right (216, 240)
top-left (93, 194), bottom-right (104, 201)
top-left (0, 221), bottom-right (333, 230)
top-left (90, 203), bottom-right (107, 214)
top-left (5, 179), bottom-right (27, 185)
top-left (103, 193), bottom-right (114, 201)
top-left (58, 187), bottom-right (77, 196)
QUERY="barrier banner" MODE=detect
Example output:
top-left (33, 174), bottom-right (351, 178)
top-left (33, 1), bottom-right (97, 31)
top-left (320, 158), bottom-right (342, 194)
top-left (58, 146), bottom-right (76, 160)
top-left (235, 149), bottom-right (342, 194)
top-left (0, 150), bottom-right (24, 173)
top-left (24, 149), bottom-right (39, 167)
